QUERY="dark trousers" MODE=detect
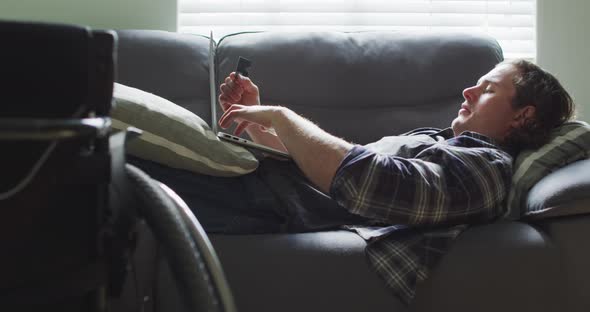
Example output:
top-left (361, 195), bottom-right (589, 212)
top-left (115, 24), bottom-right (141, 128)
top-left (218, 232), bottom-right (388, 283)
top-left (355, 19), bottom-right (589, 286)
top-left (128, 156), bottom-right (370, 234)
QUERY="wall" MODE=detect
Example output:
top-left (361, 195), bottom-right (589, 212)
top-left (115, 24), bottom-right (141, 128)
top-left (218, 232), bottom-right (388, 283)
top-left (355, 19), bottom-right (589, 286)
top-left (537, 0), bottom-right (590, 121)
top-left (0, 0), bottom-right (177, 31)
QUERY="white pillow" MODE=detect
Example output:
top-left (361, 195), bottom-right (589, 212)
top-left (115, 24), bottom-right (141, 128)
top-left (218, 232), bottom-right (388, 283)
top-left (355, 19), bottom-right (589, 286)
top-left (111, 83), bottom-right (258, 177)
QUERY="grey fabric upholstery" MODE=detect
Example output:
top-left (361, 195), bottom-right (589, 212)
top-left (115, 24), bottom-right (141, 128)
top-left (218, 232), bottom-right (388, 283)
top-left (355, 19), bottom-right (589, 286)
top-left (114, 29), bottom-right (590, 312)
top-left (116, 30), bottom-right (212, 123)
top-left (216, 31), bottom-right (502, 144)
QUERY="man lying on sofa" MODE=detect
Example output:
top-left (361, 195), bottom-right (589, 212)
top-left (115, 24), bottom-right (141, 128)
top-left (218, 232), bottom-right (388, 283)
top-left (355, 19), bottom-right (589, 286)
top-left (130, 59), bottom-right (574, 304)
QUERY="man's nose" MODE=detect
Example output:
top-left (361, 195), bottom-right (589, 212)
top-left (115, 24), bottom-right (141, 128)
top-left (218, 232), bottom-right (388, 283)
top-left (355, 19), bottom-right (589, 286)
top-left (463, 86), bottom-right (477, 102)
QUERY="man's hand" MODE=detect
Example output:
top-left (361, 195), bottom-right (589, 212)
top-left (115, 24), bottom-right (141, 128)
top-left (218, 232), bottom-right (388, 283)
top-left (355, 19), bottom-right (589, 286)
top-left (219, 72), bottom-right (260, 132)
top-left (219, 104), bottom-right (283, 136)
top-left (218, 73), bottom-right (288, 153)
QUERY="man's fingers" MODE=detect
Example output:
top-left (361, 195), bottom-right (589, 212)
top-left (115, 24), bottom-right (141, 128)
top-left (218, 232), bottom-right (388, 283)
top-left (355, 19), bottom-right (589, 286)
top-left (234, 74), bottom-right (258, 93)
top-left (219, 94), bottom-right (238, 110)
top-left (218, 110), bottom-right (233, 129)
top-left (218, 103), bottom-right (249, 132)
top-left (219, 104), bottom-right (244, 129)
top-left (225, 75), bottom-right (244, 92)
top-left (219, 95), bottom-right (231, 111)
top-left (220, 83), bottom-right (242, 103)
top-left (219, 83), bottom-right (229, 95)
top-left (234, 121), bottom-right (250, 136)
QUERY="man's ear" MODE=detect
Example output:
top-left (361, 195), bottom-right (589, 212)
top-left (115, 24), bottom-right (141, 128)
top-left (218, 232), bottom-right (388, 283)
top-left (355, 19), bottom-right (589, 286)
top-left (512, 105), bottom-right (536, 127)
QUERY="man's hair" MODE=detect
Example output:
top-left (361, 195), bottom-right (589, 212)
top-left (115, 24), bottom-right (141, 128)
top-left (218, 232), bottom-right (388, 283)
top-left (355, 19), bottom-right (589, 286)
top-left (502, 59), bottom-right (575, 152)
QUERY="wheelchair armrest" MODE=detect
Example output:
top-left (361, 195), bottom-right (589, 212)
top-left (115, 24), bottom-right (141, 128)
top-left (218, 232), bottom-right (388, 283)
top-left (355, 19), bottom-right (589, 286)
top-left (0, 117), bottom-right (111, 140)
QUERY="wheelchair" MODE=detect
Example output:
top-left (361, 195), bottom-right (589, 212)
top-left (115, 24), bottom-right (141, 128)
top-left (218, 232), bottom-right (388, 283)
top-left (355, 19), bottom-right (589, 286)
top-left (0, 20), bottom-right (235, 312)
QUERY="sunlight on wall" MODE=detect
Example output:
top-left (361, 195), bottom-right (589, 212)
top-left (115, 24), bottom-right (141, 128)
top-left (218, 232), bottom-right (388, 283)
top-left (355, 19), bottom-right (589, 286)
top-left (0, 0), bottom-right (177, 31)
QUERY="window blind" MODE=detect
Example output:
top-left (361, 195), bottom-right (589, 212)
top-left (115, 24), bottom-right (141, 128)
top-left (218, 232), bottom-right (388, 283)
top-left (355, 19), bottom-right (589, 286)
top-left (178, 0), bottom-right (536, 59)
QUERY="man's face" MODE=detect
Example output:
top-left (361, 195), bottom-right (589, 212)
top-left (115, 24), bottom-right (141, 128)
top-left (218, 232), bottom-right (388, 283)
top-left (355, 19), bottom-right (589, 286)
top-left (451, 63), bottom-right (527, 142)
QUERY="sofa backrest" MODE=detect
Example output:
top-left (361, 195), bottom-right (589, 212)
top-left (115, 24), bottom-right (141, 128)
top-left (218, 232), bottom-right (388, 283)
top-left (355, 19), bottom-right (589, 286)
top-left (216, 31), bottom-right (502, 144)
top-left (116, 30), bottom-right (502, 144)
top-left (116, 30), bottom-right (212, 121)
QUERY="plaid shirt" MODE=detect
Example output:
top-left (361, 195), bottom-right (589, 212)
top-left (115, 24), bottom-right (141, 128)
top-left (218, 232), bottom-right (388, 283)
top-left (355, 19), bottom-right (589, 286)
top-left (329, 128), bottom-right (513, 304)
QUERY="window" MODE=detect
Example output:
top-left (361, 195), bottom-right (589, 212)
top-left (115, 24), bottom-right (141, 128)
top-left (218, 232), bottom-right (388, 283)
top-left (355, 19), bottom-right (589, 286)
top-left (178, 0), bottom-right (536, 59)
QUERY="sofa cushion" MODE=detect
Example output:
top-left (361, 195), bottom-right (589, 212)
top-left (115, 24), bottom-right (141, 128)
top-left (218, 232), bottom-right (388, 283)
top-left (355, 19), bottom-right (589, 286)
top-left (506, 121), bottom-right (590, 219)
top-left (208, 232), bottom-right (406, 312)
top-left (112, 83), bottom-right (258, 177)
top-left (215, 31), bottom-right (502, 144)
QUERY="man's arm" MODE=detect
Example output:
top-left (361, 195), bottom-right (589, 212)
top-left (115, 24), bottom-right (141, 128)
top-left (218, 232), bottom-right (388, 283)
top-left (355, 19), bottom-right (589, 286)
top-left (219, 105), bottom-right (353, 193)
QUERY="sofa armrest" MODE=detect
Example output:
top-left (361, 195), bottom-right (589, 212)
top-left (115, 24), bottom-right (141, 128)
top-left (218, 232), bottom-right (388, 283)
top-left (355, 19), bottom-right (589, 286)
top-left (412, 222), bottom-right (568, 312)
top-left (525, 158), bottom-right (590, 219)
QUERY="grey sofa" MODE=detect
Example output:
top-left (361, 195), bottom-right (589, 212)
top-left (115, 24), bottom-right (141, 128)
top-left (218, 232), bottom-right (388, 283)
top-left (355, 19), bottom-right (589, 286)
top-left (114, 30), bottom-right (590, 312)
